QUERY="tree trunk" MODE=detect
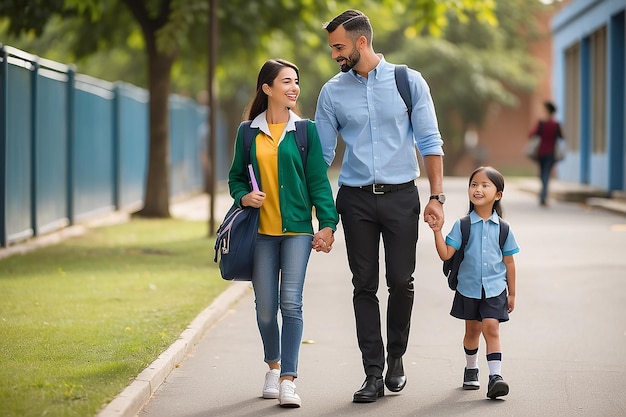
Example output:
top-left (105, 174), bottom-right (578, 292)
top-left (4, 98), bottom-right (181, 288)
top-left (137, 42), bottom-right (175, 217)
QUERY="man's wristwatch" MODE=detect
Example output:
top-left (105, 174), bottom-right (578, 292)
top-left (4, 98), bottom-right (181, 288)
top-left (429, 194), bottom-right (446, 204)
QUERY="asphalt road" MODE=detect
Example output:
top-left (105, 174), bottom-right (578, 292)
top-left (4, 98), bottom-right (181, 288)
top-left (137, 177), bottom-right (626, 417)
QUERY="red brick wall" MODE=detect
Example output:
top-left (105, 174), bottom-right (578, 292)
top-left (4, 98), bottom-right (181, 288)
top-left (453, 3), bottom-right (568, 177)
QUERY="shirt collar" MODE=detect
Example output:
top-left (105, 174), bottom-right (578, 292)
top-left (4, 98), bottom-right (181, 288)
top-left (372, 54), bottom-right (387, 79)
top-left (350, 54), bottom-right (387, 81)
top-left (250, 110), bottom-right (301, 137)
top-left (469, 210), bottom-right (500, 224)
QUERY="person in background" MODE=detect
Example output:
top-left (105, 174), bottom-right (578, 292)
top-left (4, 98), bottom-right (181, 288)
top-left (314, 9), bottom-right (445, 403)
top-left (529, 101), bottom-right (565, 206)
top-left (427, 166), bottom-right (519, 400)
top-left (228, 59), bottom-right (338, 408)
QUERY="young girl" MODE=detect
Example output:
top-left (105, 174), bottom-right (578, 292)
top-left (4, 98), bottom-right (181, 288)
top-left (427, 166), bottom-right (519, 399)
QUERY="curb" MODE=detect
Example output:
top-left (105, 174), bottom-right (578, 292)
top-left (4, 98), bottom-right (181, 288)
top-left (515, 179), bottom-right (626, 216)
top-left (96, 281), bottom-right (251, 417)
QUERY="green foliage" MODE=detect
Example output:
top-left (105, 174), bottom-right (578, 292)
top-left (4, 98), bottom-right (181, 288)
top-left (1, 0), bottom-right (528, 178)
top-left (386, 0), bottom-right (548, 169)
top-left (0, 0), bottom-right (504, 108)
top-left (379, 0), bottom-right (497, 36)
top-left (153, 0), bottom-right (207, 55)
top-left (0, 0), bottom-right (66, 36)
top-left (0, 218), bottom-right (230, 416)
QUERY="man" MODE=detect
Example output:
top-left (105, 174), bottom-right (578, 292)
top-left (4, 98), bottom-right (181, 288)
top-left (314, 9), bottom-right (445, 403)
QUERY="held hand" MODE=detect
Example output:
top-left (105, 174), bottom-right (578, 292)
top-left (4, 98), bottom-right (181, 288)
top-left (241, 191), bottom-right (265, 208)
top-left (424, 200), bottom-right (444, 227)
top-left (312, 227), bottom-right (334, 253)
top-left (424, 200), bottom-right (444, 230)
top-left (425, 214), bottom-right (443, 232)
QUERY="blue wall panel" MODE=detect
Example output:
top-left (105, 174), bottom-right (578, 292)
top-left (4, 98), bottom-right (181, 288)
top-left (169, 96), bottom-right (203, 197)
top-left (116, 83), bottom-right (148, 210)
top-left (5, 64), bottom-right (33, 243)
top-left (35, 72), bottom-right (68, 233)
top-left (73, 83), bottom-right (115, 220)
top-left (169, 97), bottom-right (185, 197)
top-left (192, 107), bottom-right (205, 190)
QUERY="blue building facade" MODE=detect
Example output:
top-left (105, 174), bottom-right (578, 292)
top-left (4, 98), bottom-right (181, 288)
top-left (552, 0), bottom-right (626, 193)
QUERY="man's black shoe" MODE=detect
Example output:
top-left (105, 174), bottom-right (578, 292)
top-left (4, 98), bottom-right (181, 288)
top-left (353, 376), bottom-right (384, 403)
top-left (384, 356), bottom-right (407, 392)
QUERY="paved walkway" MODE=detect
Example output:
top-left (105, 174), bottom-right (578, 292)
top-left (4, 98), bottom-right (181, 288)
top-left (108, 177), bottom-right (626, 417)
top-left (3, 177), bottom-right (625, 417)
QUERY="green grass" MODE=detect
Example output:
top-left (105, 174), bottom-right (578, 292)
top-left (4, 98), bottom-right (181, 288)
top-left (0, 218), bottom-right (231, 417)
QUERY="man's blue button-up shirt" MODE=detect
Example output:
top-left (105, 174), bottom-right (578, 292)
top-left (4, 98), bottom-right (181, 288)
top-left (315, 57), bottom-right (443, 187)
top-left (445, 211), bottom-right (520, 299)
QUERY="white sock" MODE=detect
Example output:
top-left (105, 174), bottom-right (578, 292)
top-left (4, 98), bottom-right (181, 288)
top-left (487, 352), bottom-right (502, 376)
top-left (464, 346), bottom-right (479, 369)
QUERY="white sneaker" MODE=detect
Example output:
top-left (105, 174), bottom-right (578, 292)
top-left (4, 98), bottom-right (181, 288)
top-left (279, 380), bottom-right (301, 408)
top-left (262, 369), bottom-right (280, 399)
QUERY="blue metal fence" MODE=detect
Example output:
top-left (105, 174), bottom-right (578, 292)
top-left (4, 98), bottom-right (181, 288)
top-left (0, 45), bottom-right (209, 247)
top-left (115, 82), bottom-right (149, 211)
top-left (35, 64), bottom-right (70, 235)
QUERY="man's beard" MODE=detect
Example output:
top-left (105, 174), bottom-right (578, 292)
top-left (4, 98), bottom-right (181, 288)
top-left (339, 49), bottom-right (360, 73)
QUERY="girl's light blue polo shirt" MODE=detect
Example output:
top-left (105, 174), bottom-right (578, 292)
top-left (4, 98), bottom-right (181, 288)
top-left (445, 211), bottom-right (519, 300)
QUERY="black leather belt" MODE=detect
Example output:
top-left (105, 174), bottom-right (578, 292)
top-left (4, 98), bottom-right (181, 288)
top-left (355, 181), bottom-right (414, 195)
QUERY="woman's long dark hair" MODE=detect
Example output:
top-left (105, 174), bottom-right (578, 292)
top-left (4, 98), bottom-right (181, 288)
top-left (468, 166), bottom-right (505, 217)
top-left (245, 59), bottom-right (300, 121)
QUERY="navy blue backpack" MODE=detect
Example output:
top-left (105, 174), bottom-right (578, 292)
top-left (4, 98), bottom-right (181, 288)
top-left (214, 202), bottom-right (259, 281)
top-left (213, 120), bottom-right (308, 281)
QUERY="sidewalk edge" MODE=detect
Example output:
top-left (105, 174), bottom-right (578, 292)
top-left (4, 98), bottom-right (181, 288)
top-left (96, 281), bottom-right (251, 417)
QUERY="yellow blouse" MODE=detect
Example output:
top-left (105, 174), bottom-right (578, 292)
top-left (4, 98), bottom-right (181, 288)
top-left (256, 122), bottom-right (285, 235)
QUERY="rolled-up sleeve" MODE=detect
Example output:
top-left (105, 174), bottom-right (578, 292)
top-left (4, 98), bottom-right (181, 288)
top-left (411, 74), bottom-right (444, 156)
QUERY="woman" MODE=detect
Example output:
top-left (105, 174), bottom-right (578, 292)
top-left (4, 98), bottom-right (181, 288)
top-left (529, 101), bottom-right (565, 206)
top-left (227, 59), bottom-right (338, 408)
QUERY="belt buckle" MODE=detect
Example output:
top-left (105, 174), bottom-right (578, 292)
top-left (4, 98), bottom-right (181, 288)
top-left (372, 184), bottom-right (385, 195)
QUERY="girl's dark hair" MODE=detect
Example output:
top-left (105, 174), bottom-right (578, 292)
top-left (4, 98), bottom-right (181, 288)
top-left (468, 166), bottom-right (505, 217)
top-left (246, 59), bottom-right (300, 121)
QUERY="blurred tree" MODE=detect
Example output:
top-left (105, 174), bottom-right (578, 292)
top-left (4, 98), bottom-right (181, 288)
top-left (0, 0), bottom-right (499, 214)
top-left (386, 0), bottom-right (550, 173)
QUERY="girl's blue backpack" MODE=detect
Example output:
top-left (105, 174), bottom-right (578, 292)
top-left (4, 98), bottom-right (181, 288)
top-left (443, 216), bottom-right (509, 290)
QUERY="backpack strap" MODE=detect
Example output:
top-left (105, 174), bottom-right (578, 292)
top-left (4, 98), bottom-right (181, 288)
top-left (498, 218), bottom-right (510, 253)
top-left (459, 215), bottom-right (471, 250)
top-left (242, 120), bottom-right (256, 167)
top-left (294, 119), bottom-right (309, 170)
top-left (394, 65), bottom-right (412, 120)
top-left (242, 119), bottom-right (308, 169)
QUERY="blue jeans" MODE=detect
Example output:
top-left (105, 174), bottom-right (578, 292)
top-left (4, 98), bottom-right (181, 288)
top-left (252, 234), bottom-right (312, 378)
